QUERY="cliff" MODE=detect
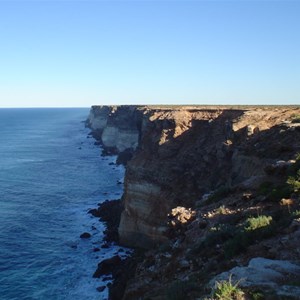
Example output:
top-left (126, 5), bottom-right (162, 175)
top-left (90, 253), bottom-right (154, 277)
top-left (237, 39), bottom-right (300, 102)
top-left (87, 106), bottom-right (300, 248)
top-left (86, 105), bottom-right (143, 157)
top-left (88, 105), bottom-right (300, 299)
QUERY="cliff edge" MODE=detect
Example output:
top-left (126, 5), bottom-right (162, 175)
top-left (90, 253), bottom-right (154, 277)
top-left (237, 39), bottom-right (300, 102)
top-left (87, 106), bottom-right (300, 249)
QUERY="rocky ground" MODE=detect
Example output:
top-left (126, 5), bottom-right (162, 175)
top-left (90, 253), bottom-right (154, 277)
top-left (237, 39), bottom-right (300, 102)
top-left (123, 173), bottom-right (300, 299)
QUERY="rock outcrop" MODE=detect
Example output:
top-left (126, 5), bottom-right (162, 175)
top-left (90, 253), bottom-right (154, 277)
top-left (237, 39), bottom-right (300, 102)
top-left (210, 257), bottom-right (300, 299)
top-left (210, 257), bottom-right (300, 289)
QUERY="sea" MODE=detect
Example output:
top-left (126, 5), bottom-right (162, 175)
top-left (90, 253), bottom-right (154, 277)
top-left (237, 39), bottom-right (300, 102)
top-left (0, 108), bottom-right (126, 300)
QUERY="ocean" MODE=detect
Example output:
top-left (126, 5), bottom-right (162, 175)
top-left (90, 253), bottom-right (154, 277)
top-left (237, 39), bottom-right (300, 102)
top-left (0, 108), bottom-right (125, 300)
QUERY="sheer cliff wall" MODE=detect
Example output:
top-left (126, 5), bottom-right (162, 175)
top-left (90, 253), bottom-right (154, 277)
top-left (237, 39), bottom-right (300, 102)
top-left (87, 106), bottom-right (300, 248)
top-left (87, 105), bottom-right (144, 154)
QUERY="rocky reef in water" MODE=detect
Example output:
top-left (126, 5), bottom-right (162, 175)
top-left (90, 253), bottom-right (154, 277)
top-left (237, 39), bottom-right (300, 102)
top-left (87, 105), bottom-right (300, 299)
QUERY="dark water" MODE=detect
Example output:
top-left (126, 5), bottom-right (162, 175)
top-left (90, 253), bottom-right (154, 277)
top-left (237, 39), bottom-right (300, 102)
top-left (0, 108), bottom-right (125, 300)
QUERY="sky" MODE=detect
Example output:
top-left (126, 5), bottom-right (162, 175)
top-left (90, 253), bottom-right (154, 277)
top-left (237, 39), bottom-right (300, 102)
top-left (0, 0), bottom-right (299, 108)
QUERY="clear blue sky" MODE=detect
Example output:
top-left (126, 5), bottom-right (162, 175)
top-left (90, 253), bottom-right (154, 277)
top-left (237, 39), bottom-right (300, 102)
top-left (0, 0), bottom-right (299, 107)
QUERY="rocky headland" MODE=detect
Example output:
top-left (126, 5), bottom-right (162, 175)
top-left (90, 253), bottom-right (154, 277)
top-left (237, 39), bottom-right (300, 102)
top-left (87, 105), bottom-right (300, 299)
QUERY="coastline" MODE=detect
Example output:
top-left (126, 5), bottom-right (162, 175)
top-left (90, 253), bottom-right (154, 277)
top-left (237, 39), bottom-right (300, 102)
top-left (90, 199), bottom-right (141, 300)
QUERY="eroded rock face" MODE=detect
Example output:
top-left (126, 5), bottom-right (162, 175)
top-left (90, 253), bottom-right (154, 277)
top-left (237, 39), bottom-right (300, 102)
top-left (102, 126), bottom-right (139, 153)
top-left (86, 105), bottom-right (143, 154)
top-left (120, 108), bottom-right (240, 247)
top-left (118, 107), bottom-right (300, 248)
top-left (119, 181), bottom-right (168, 248)
top-left (88, 105), bottom-right (300, 249)
top-left (87, 105), bottom-right (111, 131)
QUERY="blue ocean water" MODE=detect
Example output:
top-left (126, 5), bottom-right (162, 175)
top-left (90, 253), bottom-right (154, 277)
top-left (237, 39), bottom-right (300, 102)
top-left (0, 108), bottom-right (125, 300)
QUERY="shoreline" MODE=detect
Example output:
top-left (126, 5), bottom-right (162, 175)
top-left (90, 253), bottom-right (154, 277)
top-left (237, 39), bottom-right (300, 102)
top-left (89, 198), bottom-right (139, 300)
top-left (86, 126), bottom-right (138, 299)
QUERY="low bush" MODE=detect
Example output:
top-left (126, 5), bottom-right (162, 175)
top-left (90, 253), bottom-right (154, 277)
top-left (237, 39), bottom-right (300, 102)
top-left (291, 114), bottom-right (300, 123)
top-left (216, 205), bottom-right (227, 215)
top-left (245, 215), bottom-right (273, 231)
top-left (224, 215), bottom-right (274, 258)
top-left (292, 210), bottom-right (300, 218)
top-left (287, 171), bottom-right (300, 194)
top-left (204, 224), bottom-right (236, 247)
top-left (210, 275), bottom-right (245, 300)
top-left (287, 153), bottom-right (300, 195)
top-left (249, 290), bottom-right (265, 300)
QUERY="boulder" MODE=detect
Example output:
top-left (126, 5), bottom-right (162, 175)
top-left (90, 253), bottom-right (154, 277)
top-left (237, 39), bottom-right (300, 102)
top-left (246, 125), bottom-right (260, 136)
top-left (93, 255), bottom-right (122, 278)
top-left (210, 257), bottom-right (300, 297)
top-left (96, 286), bottom-right (106, 292)
top-left (88, 208), bottom-right (101, 218)
top-left (80, 232), bottom-right (91, 239)
top-left (116, 148), bottom-right (134, 165)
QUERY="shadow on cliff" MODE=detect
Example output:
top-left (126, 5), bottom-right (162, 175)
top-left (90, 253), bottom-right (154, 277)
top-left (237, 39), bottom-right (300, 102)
top-left (121, 108), bottom-right (300, 250)
top-left (133, 109), bottom-right (300, 209)
top-left (132, 109), bottom-right (245, 208)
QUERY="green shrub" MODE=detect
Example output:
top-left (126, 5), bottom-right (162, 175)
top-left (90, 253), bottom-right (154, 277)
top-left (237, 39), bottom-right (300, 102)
top-left (292, 210), bottom-right (300, 218)
top-left (291, 114), bottom-right (300, 123)
top-left (249, 291), bottom-right (265, 300)
top-left (216, 205), bottom-right (227, 215)
top-left (286, 155), bottom-right (300, 197)
top-left (245, 215), bottom-right (273, 231)
top-left (204, 224), bottom-right (236, 247)
top-left (287, 170), bottom-right (300, 194)
top-left (211, 275), bottom-right (245, 300)
top-left (287, 154), bottom-right (300, 176)
top-left (189, 224), bottom-right (236, 256)
top-left (224, 216), bottom-right (274, 258)
top-left (258, 154), bottom-right (300, 202)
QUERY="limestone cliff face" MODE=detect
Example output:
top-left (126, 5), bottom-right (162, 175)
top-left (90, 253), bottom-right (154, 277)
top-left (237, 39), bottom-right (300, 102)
top-left (87, 105), bottom-right (143, 153)
top-left (118, 107), bottom-right (300, 248)
top-left (88, 105), bottom-right (300, 249)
